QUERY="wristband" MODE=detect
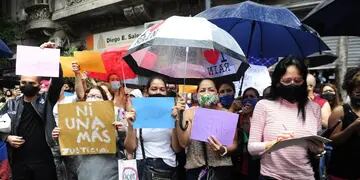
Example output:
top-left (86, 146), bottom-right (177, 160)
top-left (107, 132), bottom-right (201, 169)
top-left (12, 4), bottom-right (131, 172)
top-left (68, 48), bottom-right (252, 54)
top-left (220, 145), bottom-right (228, 157)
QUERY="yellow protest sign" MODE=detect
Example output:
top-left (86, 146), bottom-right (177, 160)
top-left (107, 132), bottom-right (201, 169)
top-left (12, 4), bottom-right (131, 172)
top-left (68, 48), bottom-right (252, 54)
top-left (60, 56), bottom-right (75, 77)
top-left (73, 51), bottom-right (106, 73)
top-left (58, 101), bottom-right (116, 156)
top-left (178, 85), bottom-right (198, 94)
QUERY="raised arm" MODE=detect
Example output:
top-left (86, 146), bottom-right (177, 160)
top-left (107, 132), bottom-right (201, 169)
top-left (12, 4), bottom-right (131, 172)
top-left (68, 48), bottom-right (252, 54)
top-left (72, 62), bottom-right (85, 101)
top-left (48, 65), bottom-right (64, 107)
top-left (124, 109), bottom-right (138, 154)
top-left (176, 108), bottom-right (194, 148)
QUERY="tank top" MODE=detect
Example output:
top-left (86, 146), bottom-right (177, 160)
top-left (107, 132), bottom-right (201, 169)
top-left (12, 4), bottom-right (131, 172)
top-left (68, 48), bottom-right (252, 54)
top-left (328, 104), bottom-right (360, 179)
top-left (185, 140), bottom-right (232, 169)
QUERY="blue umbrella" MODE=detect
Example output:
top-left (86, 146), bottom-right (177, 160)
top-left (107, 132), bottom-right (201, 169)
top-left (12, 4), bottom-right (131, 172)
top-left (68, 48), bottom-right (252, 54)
top-left (0, 39), bottom-right (13, 58)
top-left (196, 1), bottom-right (330, 59)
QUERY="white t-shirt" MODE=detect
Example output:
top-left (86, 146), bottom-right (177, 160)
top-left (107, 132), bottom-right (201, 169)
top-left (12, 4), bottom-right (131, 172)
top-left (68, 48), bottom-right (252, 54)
top-left (135, 128), bottom-right (176, 167)
top-left (53, 95), bottom-right (77, 126)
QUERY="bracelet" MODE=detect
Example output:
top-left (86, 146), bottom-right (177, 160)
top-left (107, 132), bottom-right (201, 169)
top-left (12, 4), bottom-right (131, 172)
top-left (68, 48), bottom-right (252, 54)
top-left (220, 145), bottom-right (228, 157)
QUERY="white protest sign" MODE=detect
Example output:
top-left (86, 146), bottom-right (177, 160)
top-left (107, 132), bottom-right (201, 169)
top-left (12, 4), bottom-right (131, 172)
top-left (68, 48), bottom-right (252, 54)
top-left (16, 45), bottom-right (60, 77)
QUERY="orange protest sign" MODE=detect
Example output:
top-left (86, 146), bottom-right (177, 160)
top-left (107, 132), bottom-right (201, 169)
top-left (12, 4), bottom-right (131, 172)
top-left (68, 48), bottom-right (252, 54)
top-left (58, 101), bottom-right (116, 156)
top-left (178, 85), bottom-right (198, 94)
top-left (73, 51), bottom-right (106, 73)
top-left (60, 56), bottom-right (75, 77)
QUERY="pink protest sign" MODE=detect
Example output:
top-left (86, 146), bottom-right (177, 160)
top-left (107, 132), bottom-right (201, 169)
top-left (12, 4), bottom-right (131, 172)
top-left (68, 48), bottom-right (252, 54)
top-left (16, 45), bottom-right (60, 77)
top-left (191, 108), bottom-right (239, 146)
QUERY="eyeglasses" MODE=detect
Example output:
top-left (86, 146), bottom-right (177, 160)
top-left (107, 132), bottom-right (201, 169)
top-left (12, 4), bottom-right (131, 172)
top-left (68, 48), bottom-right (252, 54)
top-left (280, 77), bottom-right (304, 86)
top-left (86, 94), bottom-right (103, 99)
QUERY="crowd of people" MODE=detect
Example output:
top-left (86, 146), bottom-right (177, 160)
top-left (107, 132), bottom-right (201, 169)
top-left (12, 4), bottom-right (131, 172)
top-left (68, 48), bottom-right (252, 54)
top-left (0, 43), bottom-right (360, 180)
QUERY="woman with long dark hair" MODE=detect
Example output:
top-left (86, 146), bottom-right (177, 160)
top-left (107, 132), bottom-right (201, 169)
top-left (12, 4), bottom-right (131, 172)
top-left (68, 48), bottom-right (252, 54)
top-left (232, 87), bottom-right (260, 180)
top-left (248, 56), bottom-right (324, 180)
top-left (327, 67), bottom-right (360, 180)
top-left (176, 79), bottom-right (238, 180)
top-left (124, 76), bottom-right (182, 180)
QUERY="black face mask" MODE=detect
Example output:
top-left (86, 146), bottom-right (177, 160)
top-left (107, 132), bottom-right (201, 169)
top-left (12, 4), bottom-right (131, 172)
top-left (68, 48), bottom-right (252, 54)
top-left (350, 96), bottom-right (360, 108)
top-left (148, 94), bottom-right (166, 97)
top-left (278, 84), bottom-right (303, 103)
top-left (6, 94), bottom-right (12, 97)
top-left (20, 84), bottom-right (40, 97)
top-left (321, 93), bottom-right (336, 102)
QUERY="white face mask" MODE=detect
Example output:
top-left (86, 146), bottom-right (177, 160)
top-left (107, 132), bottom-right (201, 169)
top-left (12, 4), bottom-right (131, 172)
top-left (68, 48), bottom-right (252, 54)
top-left (110, 81), bottom-right (121, 90)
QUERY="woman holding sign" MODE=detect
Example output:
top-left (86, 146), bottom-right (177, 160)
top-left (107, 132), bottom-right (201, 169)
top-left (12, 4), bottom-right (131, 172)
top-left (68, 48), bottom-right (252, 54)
top-left (247, 57), bottom-right (324, 180)
top-left (53, 62), bottom-right (120, 180)
top-left (124, 76), bottom-right (183, 180)
top-left (176, 79), bottom-right (238, 180)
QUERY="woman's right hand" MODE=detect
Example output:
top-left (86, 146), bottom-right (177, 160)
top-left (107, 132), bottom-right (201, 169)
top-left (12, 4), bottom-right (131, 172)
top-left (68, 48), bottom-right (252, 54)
top-left (52, 127), bottom-right (60, 139)
top-left (6, 135), bottom-right (25, 148)
top-left (72, 61), bottom-right (80, 74)
top-left (125, 109), bottom-right (136, 127)
top-left (265, 131), bottom-right (294, 150)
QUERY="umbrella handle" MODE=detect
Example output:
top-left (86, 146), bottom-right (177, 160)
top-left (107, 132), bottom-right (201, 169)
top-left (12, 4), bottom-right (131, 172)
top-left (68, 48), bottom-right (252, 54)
top-left (178, 109), bottom-right (188, 131)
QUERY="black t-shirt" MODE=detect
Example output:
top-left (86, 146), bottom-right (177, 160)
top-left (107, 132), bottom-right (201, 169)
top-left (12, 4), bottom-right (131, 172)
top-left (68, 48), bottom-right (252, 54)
top-left (13, 101), bottom-right (53, 163)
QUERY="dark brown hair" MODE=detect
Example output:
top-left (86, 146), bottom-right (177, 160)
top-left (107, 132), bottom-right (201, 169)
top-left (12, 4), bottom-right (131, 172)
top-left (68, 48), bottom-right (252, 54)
top-left (85, 86), bottom-right (108, 101)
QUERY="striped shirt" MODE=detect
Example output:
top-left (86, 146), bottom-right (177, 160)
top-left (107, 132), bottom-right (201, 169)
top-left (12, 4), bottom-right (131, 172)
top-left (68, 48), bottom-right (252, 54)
top-left (248, 99), bottom-right (321, 180)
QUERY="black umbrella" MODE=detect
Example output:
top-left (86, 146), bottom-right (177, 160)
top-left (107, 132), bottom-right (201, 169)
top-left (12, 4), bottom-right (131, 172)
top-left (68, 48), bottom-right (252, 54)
top-left (303, 0), bottom-right (360, 36)
top-left (304, 51), bottom-right (337, 67)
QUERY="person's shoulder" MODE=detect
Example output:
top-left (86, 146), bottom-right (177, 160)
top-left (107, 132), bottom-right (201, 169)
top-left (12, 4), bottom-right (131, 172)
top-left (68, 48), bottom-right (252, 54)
top-left (256, 99), bottom-right (274, 106)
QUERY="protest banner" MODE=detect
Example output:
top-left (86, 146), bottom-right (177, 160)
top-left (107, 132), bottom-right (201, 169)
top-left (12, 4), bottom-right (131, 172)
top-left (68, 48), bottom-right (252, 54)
top-left (191, 108), bottom-right (239, 145)
top-left (60, 56), bottom-right (76, 77)
top-left (132, 97), bottom-right (175, 128)
top-left (58, 101), bottom-right (116, 155)
top-left (16, 45), bottom-right (60, 77)
top-left (73, 51), bottom-right (106, 73)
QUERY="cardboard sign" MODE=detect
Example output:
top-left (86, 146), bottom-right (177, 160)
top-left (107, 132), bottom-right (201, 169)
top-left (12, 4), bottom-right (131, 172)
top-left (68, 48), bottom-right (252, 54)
top-left (58, 101), bottom-right (116, 156)
top-left (16, 45), bottom-right (60, 77)
top-left (178, 85), bottom-right (198, 94)
top-left (60, 56), bottom-right (75, 77)
top-left (191, 108), bottom-right (239, 145)
top-left (73, 51), bottom-right (106, 73)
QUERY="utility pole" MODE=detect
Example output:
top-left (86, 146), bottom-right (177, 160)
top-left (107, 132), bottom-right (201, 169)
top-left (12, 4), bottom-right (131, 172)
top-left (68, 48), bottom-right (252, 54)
top-left (335, 36), bottom-right (348, 102)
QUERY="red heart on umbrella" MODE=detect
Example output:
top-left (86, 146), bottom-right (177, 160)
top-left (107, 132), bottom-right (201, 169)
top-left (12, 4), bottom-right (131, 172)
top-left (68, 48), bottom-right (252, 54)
top-left (203, 50), bottom-right (220, 65)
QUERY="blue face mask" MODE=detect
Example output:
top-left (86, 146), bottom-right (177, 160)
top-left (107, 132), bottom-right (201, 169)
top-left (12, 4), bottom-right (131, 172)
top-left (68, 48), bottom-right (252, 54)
top-left (219, 95), bottom-right (234, 108)
top-left (110, 81), bottom-right (121, 90)
top-left (242, 98), bottom-right (258, 107)
top-left (64, 91), bottom-right (74, 97)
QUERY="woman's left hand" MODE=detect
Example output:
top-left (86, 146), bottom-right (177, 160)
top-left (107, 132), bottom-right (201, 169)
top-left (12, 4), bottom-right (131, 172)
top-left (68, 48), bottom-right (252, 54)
top-left (172, 95), bottom-right (186, 118)
top-left (208, 136), bottom-right (226, 155)
top-left (307, 139), bottom-right (325, 155)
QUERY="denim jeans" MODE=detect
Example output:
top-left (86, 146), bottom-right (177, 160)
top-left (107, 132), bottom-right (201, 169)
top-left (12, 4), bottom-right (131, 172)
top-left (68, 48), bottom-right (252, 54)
top-left (137, 158), bottom-right (176, 180)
